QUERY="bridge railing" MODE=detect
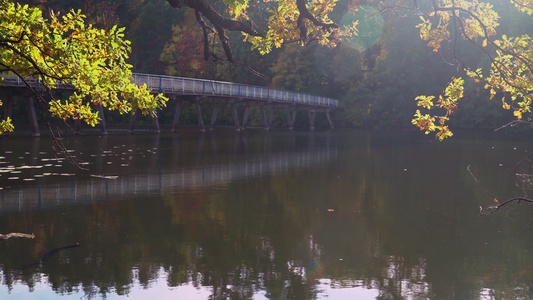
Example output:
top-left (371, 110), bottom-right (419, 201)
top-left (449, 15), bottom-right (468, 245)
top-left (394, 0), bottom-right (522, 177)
top-left (1, 72), bottom-right (339, 109)
top-left (132, 73), bottom-right (339, 109)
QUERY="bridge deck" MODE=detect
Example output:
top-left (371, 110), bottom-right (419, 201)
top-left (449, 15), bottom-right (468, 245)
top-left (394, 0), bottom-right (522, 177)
top-left (0, 72), bottom-right (338, 133)
top-left (1, 73), bottom-right (338, 109)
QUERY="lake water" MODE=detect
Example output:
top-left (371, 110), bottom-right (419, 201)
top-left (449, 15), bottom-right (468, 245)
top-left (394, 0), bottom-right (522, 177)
top-left (1, 129), bottom-right (533, 299)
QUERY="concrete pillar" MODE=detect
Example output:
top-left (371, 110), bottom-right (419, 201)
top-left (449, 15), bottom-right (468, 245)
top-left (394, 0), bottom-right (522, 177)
top-left (242, 105), bottom-right (250, 130)
top-left (98, 105), bottom-right (107, 135)
top-left (326, 111), bottom-right (334, 129)
top-left (3, 95), bottom-right (13, 120)
top-left (210, 102), bottom-right (220, 130)
top-left (263, 106), bottom-right (274, 130)
top-left (152, 115), bottom-right (160, 134)
top-left (195, 98), bottom-right (205, 132)
top-left (171, 100), bottom-right (182, 133)
top-left (286, 109), bottom-right (296, 130)
top-left (74, 119), bottom-right (81, 135)
top-left (261, 106), bottom-right (270, 130)
top-left (308, 111), bottom-right (316, 130)
top-left (232, 103), bottom-right (241, 131)
top-left (26, 97), bottom-right (40, 137)
top-left (129, 110), bottom-right (137, 134)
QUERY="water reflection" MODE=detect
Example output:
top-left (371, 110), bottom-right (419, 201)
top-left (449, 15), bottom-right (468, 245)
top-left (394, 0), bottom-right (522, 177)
top-left (1, 130), bottom-right (533, 299)
top-left (1, 132), bottom-right (336, 212)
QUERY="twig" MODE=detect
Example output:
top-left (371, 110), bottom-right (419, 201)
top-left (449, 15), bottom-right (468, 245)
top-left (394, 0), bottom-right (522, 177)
top-left (467, 165), bottom-right (500, 200)
top-left (480, 197), bottom-right (533, 215)
top-left (0, 233), bottom-right (35, 240)
top-left (468, 162), bottom-right (533, 218)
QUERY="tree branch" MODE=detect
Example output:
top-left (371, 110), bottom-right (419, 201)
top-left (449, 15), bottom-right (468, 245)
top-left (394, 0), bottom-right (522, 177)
top-left (296, 0), bottom-right (339, 43)
top-left (169, 0), bottom-right (264, 37)
top-left (480, 197), bottom-right (533, 215)
top-left (195, 10), bottom-right (215, 61)
top-left (468, 154), bottom-right (533, 219)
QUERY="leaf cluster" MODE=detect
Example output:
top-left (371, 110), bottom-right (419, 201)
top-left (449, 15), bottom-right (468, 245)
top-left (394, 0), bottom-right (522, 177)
top-left (411, 0), bottom-right (533, 140)
top-left (241, 0), bottom-right (358, 54)
top-left (0, 0), bottom-right (167, 132)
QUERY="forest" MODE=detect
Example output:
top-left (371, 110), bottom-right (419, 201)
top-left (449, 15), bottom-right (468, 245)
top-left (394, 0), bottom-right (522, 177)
top-left (3, 0), bottom-right (533, 131)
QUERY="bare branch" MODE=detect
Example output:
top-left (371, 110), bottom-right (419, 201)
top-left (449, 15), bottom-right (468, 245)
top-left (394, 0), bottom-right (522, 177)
top-left (480, 197), bottom-right (533, 215)
top-left (467, 165), bottom-right (501, 201)
top-left (468, 154), bottom-right (533, 218)
top-left (195, 10), bottom-right (215, 61)
top-left (174, 0), bottom-right (264, 37)
top-left (494, 119), bottom-right (533, 131)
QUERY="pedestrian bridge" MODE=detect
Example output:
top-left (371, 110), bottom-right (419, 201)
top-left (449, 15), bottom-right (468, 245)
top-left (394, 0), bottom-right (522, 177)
top-left (0, 73), bottom-right (339, 135)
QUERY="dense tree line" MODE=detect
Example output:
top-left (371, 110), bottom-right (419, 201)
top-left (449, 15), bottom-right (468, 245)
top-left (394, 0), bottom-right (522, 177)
top-left (4, 0), bottom-right (533, 131)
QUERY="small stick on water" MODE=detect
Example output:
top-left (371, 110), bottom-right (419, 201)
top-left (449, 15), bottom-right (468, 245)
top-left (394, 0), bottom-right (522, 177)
top-left (0, 233), bottom-right (35, 240)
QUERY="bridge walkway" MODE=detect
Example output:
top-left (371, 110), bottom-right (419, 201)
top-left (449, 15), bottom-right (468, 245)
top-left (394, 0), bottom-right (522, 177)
top-left (0, 73), bottom-right (339, 135)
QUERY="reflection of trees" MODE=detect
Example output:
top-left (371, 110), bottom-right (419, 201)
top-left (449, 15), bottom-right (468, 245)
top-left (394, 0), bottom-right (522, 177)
top-left (2, 131), bottom-right (533, 299)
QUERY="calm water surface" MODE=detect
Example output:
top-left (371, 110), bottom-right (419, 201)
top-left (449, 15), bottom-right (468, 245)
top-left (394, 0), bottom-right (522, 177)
top-left (1, 129), bottom-right (533, 299)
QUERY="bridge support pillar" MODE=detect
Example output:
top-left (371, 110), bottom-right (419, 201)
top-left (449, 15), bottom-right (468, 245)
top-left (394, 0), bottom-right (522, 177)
top-left (26, 97), bottom-right (40, 137)
top-left (262, 106), bottom-right (273, 130)
top-left (152, 115), bottom-right (160, 134)
top-left (210, 103), bottom-right (219, 130)
top-left (195, 97), bottom-right (205, 132)
top-left (3, 95), bottom-right (13, 122)
top-left (286, 109), bottom-right (296, 130)
top-left (127, 110), bottom-right (160, 134)
top-left (74, 119), bottom-right (81, 135)
top-left (242, 105), bottom-right (250, 130)
top-left (172, 100), bottom-right (182, 133)
top-left (232, 103), bottom-right (241, 131)
top-left (308, 111), bottom-right (316, 131)
top-left (2, 94), bottom-right (13, 136)
top-left (98, 105), bottom-right (107, 135)
top-left (129, 111), bottom-right (137, 133)
top-left (326, 111), bottom-right (334, 129)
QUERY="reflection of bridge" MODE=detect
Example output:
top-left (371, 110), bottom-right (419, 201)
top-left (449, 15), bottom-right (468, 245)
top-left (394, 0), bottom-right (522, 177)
top-left (0, 146), bottom-right (337, 212)
top-left (0, 73), bottom-right (338, 136)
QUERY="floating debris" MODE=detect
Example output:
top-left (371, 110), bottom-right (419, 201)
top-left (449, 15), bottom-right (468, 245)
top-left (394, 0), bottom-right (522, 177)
top-left (90, 174), bottom-right (119, 180)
